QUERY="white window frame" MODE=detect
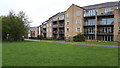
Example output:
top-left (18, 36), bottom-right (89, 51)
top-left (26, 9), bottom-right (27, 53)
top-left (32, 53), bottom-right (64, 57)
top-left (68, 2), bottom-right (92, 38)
top-left (50, 22), bottom-right (52, 26)
top-left (76, 19), bottom-right (80, 24)
top-left (66, 21), bottom-right (69, 25)
top-left (66, 14), bottom-right (69, 18)
top-left (47, 23), bottom-right (49, 27)
top-left (67, 28), bottom-right (69, 32)
top-left (50, 28), bottom-right (52, 32)
top-left (50, 34), bottom-right (52, 37)
top-left (76, 28), bottom-right (80, 32)
top-left (105, 8), bottom-right (111, 13)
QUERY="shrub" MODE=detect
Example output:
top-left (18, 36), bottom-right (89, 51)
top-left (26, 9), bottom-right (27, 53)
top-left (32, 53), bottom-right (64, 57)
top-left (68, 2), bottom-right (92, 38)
top-left (73, 33), bottom-right (85, 42)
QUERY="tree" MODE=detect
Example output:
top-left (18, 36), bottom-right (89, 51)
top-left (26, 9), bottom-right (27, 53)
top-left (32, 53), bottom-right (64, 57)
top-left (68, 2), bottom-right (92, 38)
top-left (2, 10), bottom-right (31, 41)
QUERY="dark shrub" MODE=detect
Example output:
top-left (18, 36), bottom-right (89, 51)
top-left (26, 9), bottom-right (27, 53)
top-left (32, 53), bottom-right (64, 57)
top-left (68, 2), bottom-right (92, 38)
top-left (73, 33), bottom-right (85, 42)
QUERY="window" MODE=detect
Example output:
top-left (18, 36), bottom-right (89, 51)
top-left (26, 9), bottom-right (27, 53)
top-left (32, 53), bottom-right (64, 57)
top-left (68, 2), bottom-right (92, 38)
top-left (119, 27), bottom-right (120, 32)
top-left (84, 10), bottom-right (97, 16)
top-left (102, 36), bottom-right (113, 41)
top-left (76, 19), bottom-right (80, 24)
top-left (76, 11), bottom-right (81, 16)
top-left (67, 28), bottom-right (69, 32)
top-left (50, 22), bottom-right (52, 26)
top-left (50, 34), bottom-right (52, 37)
top-left (50, 28), bottom-right (52, 32)
top-left (66, 21), bottom-right (69, 25)
top-left (118, 16), bottom-right (120, 22)
top-left (47, 24), bottom-right (48, 27)
top-left (105, 8), bottom-right (111, 13)
top-left (100, 27), bottom-right (113, 33)
top-left (66, 14), bottom-right (69, 18)
top-left (85, 19), bottom-right (95, 25)
top-left (76, 28), bottom-right (80, 32)
top-left (101, 18), bottom-right (114, 25)
top-left (86, 27), bottom-right (95, 34)
top-left (86, 36), bottom-right (95, 40)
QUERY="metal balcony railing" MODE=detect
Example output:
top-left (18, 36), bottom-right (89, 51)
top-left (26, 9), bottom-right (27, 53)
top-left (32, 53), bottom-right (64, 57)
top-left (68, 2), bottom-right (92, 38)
top-left (42, 26), bottom-right (46, 28)
top-left (97, 21), bottom-right (114, 25)
top-left (53, 31), bottom-right (58, 34)
top-left (84, 23), bottom-right (95, 26)
top-left (84, 14), bottom-right (95, 17)
top-left (52, 17), bottom-right (58, 21)
top-left (59, 15), bottom-right (65, 20)
top-left (97, 31), bottom-right (113, 35)
top-left (97, 11), bottom-right (114, 16)
top-left (84, 31), bottom-right (95, 34)
top-left (42, 30), bottom-right (46, 33)
top-left (59, 31), bottom-right (64, 34)
top-left (59, 23), bottom-right (64, 27)
top-left (53, 25), bottom-right (58, 28)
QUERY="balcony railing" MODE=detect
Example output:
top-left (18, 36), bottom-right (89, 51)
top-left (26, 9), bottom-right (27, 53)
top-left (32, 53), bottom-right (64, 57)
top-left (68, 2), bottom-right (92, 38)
top-left (52, 17), bottom-right (58, 21)
top-left (59, 23), bottom-right (64, 27)
top-left (97, 22), bottom-right (114, 25)
top-left (53, 31), bottom-right (58, 34)
top-left (97, 11), bottom-right (114, 16)
top-left (59, 15), bottom-right (65, 20)
top-left (97, 31), bottom-right (113, 35)
top-left (84, 23), bottom-right (95, 26)
top-left (59, 31), bottom-right (64, 34)
top-left (84, 31), bottom-right (95, 34)
top-left (53, 25), bottom-right (58, 28)
top-left (42, 30), bottom-right (46, 33)
top-left (42, 26), bottom-right (46, 28)
top-left (84, 14), bottom-right (95, 17)
top-left (84, 11), bottom-right (114, 17)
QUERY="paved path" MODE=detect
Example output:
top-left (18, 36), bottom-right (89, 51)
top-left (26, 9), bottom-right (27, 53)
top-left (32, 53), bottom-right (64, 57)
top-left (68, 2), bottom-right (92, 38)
top-left (25, 39), bottom-right (120, 48)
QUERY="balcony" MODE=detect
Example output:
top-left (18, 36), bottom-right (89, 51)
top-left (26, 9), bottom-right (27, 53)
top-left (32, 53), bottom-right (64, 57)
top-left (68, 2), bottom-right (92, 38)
top-left (59, 23), bottom-right (64, 27)
top-left (42, 30), bottom-right (46, 33)
top-left (97, 21), bottom-right (114, 26)
top-left (97, 32), bottom-right (113, 35)
top-left (53, 25), bottom-right (58, 28)
top-left (84, 23), bottom-right (95, 27)
top-left (59, 15), bottom-right (64, 21)
top-left (59, 31), bottom-right (64, 34)
top-left (84, 14), bottom-right (95, 17)
top-left (84, 31), bottom-right (95, 34)
top-left (52, 17), bottom-right (58, 22)
top-left (53, 31), bottom-right (58, 34)
top-left (42, 26), bottom-right (46, 28)
top-left (97, 11), bottom-right (114, 16)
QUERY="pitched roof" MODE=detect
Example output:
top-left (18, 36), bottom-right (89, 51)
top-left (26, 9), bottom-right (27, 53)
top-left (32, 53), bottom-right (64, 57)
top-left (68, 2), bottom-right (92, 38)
top-left (83, 1), bottom-right (120, 10)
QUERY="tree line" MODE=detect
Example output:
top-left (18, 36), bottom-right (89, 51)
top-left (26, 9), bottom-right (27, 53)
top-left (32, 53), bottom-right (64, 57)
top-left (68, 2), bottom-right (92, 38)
top-left (1, 10), bottom-right (31, 41)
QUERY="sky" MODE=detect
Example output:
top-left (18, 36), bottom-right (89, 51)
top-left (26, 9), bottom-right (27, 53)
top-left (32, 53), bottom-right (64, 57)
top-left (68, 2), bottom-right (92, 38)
top-left (0, 0), bottom-right (117, 27)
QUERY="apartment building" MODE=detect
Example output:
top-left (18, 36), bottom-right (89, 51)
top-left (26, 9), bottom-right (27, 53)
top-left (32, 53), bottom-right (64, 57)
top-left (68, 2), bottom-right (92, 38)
top-left (41, 21), bottom-right (47, 38)
top-left (28, 27), bottom-right (39, 39)
top-left (30, 1), bottom-right (120, 42)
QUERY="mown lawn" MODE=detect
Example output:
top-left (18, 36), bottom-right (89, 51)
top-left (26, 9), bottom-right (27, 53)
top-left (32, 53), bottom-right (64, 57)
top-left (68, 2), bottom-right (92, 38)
top-left (3, 41), bottom-right (118, 66)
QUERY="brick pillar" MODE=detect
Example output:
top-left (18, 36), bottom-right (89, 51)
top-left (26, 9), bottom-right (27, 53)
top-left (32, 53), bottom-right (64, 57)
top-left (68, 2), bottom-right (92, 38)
top-left (95, 11), bottom-right (98, 41)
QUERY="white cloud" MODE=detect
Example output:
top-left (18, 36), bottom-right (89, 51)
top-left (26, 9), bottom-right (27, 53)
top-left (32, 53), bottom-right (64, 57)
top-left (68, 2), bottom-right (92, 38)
top-left (0, 0), bottom-right (116, 27)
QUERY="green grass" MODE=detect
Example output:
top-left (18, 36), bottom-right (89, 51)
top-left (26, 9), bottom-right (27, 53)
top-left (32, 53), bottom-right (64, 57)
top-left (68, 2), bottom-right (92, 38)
top-left (0, 42), bottom-right (2, 66)
top-left (3, 41), bottom-right (118, 66)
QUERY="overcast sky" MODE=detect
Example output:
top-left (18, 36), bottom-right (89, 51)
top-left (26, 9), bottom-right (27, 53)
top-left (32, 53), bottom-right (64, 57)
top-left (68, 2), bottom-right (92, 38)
top-left (0, 0), bottom-right (117, 27)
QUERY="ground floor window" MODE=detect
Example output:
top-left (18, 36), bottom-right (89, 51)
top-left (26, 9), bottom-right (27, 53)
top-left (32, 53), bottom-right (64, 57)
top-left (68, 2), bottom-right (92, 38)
top-left (86, 36), bottom-right (95, 40)
top-left (100, 36), bottom-right (113, 41)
